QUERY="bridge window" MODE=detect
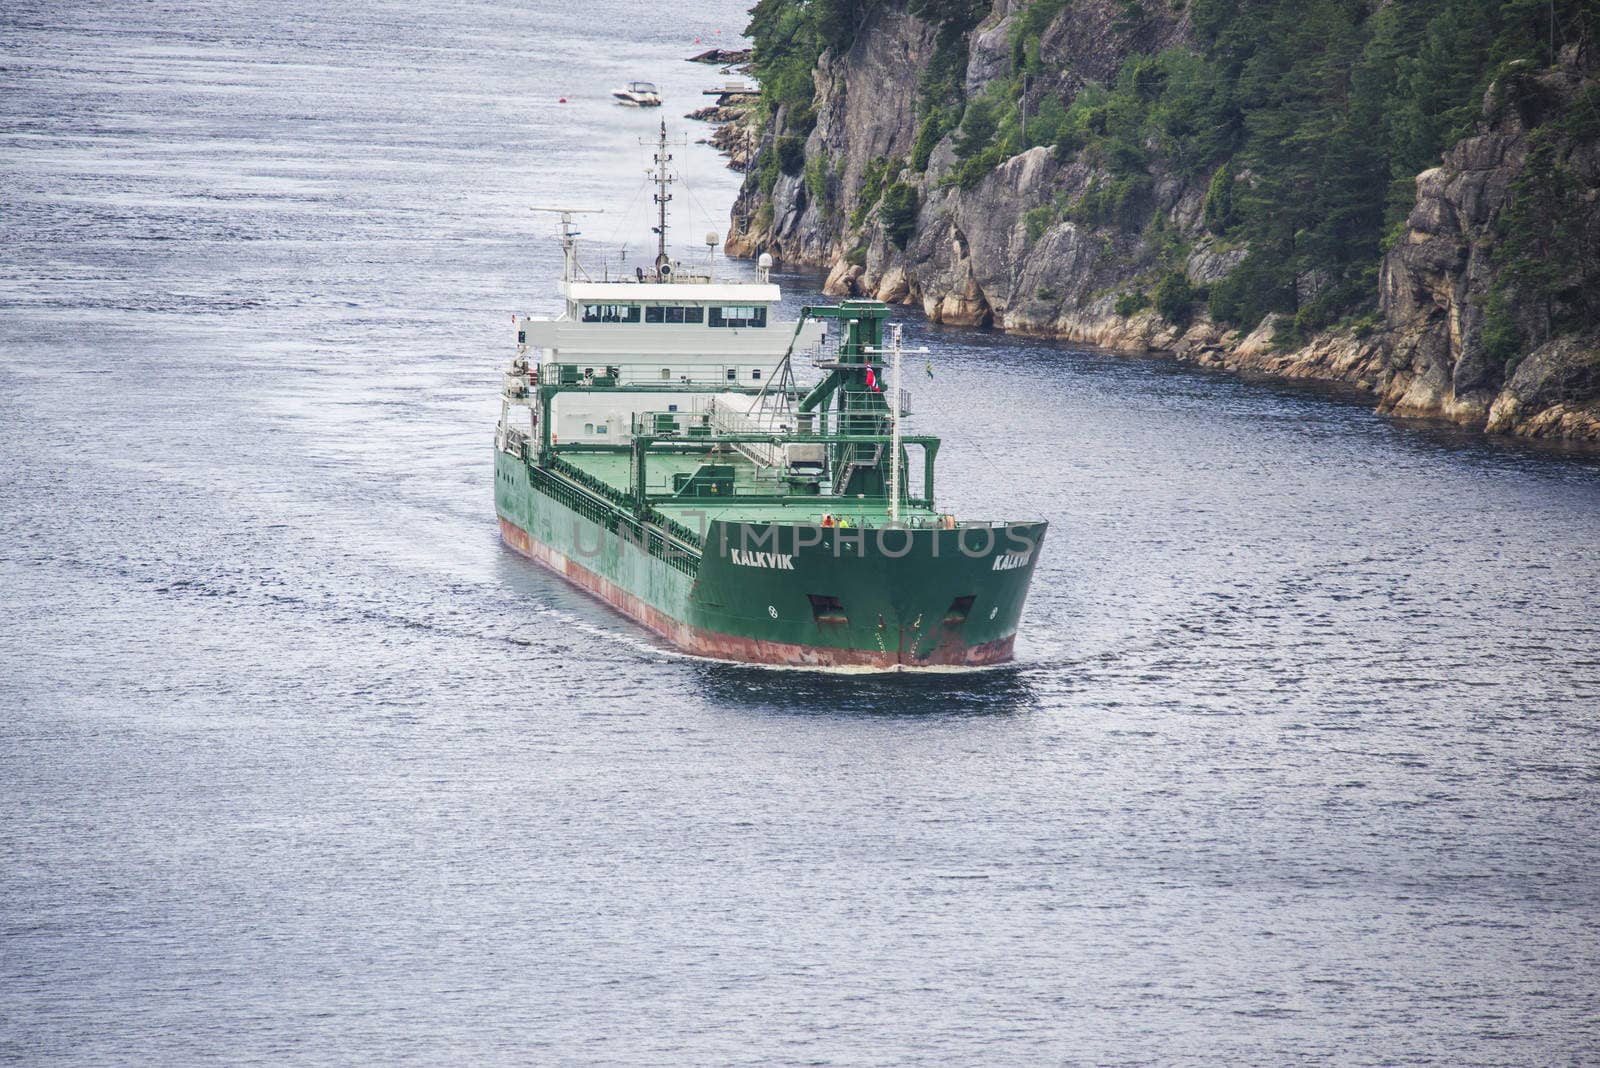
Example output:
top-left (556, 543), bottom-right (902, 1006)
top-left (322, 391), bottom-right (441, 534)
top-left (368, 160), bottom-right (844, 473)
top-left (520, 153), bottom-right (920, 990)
top-left (581, 303), bottom-right (641, 323)
top-left (709, 305), bottom-right (767, 328)
top-left (645, 306), bottom-right (703, 324)
top-left (751, 369), bottom-right (762, 381)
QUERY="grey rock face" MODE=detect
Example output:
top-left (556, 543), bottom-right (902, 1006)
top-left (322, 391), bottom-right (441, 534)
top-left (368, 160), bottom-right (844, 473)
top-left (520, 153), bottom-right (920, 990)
top-left (732, 0), bottom-right (1600, 442)
top-left (965, 2), bottom-right (1021, 98)
top-left (1186, 240), bottom-right (1248, 285)
top-left (1487, 333), bottom-right (1600, 438)
top-left (727, 4), bottom-right (934, 264)
top-left (1377, 65), bottom-right (1599, 434)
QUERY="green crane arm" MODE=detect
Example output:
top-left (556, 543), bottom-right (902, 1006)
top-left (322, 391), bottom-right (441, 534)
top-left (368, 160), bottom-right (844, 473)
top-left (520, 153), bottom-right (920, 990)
top-left (796, 300), bottom-right (891, 413)
top-left (798, 370), bottom-right (842, 413)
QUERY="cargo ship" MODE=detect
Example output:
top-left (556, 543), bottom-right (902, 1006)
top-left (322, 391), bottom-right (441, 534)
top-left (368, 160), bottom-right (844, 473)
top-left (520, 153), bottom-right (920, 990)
top-left (495, 124), bottom-right (1046, 668)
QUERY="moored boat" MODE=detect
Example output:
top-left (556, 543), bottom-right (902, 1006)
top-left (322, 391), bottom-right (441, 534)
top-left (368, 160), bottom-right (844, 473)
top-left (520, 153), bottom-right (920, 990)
top-left (611, 80), bottom-right (661, 107)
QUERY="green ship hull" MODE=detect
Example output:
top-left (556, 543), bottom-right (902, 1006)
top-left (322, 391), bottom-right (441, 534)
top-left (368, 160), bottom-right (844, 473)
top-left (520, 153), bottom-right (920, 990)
top-left (496, 285), bottom-right (1046, 670)
top-left (494, 449), bottom-right (1045, 669)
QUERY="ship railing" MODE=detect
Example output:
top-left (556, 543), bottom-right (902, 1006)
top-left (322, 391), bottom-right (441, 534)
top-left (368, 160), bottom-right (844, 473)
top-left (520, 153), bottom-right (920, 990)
top-left (706, 397), bottom-right (790, 469)
top-left (524, 469), bottom-right (702, 577)
top-left (501, 427), bottom-right (530, 455)
top-left (678, 511), bottom-right (1031, 534)
top-left (629, 407), bottom-right (715, 439)
top-left (546, 455), bottom-right (704, 561)
top-left (837, 384), bottom-right (911, 417)
top-left (924, 518), bottom-right (1026, 529)
top-left (549, 455), bottom-right (632, 509)
top-left (791, 515), bottom-right (1020, 531)
top-left (542, 361), bottom-right (774, 388)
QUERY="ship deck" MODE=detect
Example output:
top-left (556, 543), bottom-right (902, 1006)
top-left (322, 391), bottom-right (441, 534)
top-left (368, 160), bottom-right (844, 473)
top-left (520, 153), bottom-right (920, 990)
top-left (556, 449), bottom-right (941, 528)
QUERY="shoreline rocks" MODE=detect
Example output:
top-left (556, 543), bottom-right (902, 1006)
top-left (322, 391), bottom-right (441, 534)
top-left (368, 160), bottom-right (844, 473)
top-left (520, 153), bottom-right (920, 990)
top-left (686, 50), bottom-right (760, 172)
top-left (688, 48), bottom-right (752, 65)
top-left (686, 103), bottom-right (757, 172)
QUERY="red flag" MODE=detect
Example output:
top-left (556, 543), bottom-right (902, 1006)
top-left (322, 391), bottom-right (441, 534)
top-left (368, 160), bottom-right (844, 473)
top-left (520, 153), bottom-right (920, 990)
top-left (865, 366), bottom-right (881, 392)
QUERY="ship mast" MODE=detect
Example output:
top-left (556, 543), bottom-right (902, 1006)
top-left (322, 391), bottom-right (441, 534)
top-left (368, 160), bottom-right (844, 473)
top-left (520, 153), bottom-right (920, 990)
top-left (650, 119), bottom-right (673, 276)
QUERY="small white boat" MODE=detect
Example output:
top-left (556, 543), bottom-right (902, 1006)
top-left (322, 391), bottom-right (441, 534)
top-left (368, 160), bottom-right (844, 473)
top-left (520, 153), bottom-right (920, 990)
top-left (612, 81), bottom-right (662, 107)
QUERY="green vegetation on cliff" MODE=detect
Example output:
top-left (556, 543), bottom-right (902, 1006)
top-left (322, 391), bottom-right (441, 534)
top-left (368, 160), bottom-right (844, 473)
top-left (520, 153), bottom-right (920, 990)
top-left (978, 0), bottom-right (1598, 339)
top-left (745, 0), bottom-right (1599, 350)
top-left (1483, 80), bottom-right (1600, 369)
top-left (747, 0), bottom-right (988, 114)
top-left (1183, 0), bottom-right (1599, 340)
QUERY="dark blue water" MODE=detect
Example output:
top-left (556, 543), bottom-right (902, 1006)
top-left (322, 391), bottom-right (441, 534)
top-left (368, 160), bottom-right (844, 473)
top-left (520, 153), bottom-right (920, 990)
top-left (4, 2), bottom-right (1600, 1064)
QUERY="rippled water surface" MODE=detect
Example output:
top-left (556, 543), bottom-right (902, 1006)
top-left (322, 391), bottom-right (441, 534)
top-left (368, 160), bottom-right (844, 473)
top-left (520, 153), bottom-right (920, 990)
top-left (4, 2), bottom-right (1600, 1064)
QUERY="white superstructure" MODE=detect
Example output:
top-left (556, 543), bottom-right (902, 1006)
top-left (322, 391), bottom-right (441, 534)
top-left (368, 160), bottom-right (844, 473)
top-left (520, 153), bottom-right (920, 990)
top-left (508, 122), bottom-right (824, 448)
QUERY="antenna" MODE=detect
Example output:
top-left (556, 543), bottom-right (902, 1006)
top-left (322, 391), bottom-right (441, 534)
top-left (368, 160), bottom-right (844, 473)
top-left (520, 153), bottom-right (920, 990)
top-left (642, 121), bottom-right (689, 279)
top-left (530, 207), bottom-right (603, 282)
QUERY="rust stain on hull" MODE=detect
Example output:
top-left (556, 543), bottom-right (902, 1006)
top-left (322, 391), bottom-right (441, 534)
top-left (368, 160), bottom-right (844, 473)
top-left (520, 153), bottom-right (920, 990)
top-left (499, 518), bottom-right (1015, 670)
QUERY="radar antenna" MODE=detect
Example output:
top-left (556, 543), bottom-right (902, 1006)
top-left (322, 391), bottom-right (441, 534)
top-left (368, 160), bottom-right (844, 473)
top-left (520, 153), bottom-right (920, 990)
top-left (530, 207), bottom-right (604, 282)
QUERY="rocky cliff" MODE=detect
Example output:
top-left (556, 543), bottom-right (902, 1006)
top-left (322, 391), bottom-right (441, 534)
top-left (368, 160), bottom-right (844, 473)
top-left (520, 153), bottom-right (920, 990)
top-left (1383, 61), bottom-right (1600, 438)
top-left (729, 1), bottom-right (1600, 442)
